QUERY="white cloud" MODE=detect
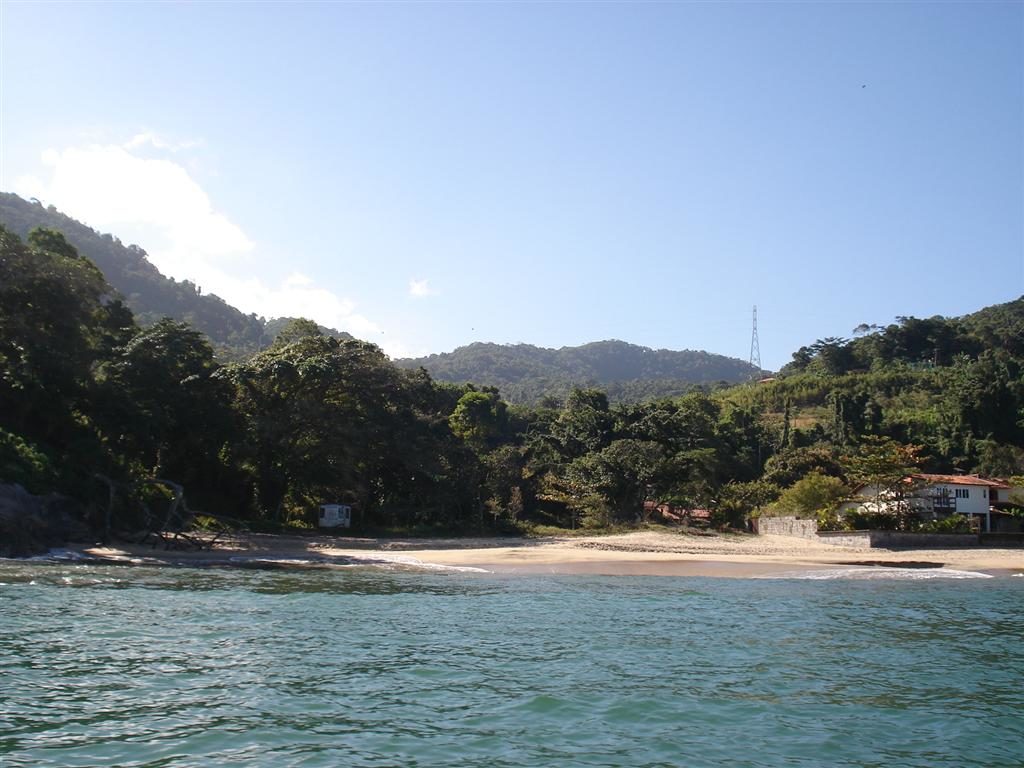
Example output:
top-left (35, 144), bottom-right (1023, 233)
top-left (232, 271), bottom-right (382, 340)
top-left (17, 143), bottom-right (252, 271)
top-left (283, 272), bottom-right (315, 289)
top-left (409, 278), bottom-right (438, 298)
top-left (14, 138), bottom-right (409, 358)
top-left (123, 132), bottom-right (203, 152)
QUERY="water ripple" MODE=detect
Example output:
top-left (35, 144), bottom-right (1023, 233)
top-left (1, 564), bottom-right (1022, 767)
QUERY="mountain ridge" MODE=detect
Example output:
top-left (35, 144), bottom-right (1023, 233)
top-left (0, 193), bottom-right (353, 357)
top-left (8, 192), bottom-right (1014, 408)
top-left (395, 339), bottom-right (761, 404)
top-left (0, 193), bottom-right (760, 402)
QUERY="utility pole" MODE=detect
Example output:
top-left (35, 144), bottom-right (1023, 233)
top-left (749, 305), bottom-right (762, 380)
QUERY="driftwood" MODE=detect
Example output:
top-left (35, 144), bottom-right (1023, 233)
top-left (139, 478), bottom-right (219, 550)
top-left (95, 474), bottom-right (244, 551)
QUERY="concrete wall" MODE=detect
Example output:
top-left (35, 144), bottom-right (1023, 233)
top-left (756, 516), bottom-right (984, 548)
top-left (980, 532), bottom-right (1024, 546)
top-left (993, 516), bottom-right (1023, 533)
top-left (816, 531), bottom-right (872, 548)
top-left (817, 531), bottom-right (979, 548)
top-left (755, 516), bottom-right (818, 539)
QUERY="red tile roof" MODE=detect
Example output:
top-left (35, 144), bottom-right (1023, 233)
top-left (909, 474), bottom-right (1010, 489)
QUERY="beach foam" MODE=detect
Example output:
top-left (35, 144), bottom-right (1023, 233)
top-left (225, 553), bottom-right (490, 574)
top-left (761, 566), bottom-right (993, 580)
top-left (351, 552), bottom-right (490, 573)
top-left (29, 548), bottom-right (91, 562)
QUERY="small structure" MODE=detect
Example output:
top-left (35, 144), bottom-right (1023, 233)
top-left (318, 503), bottom-right (352, 529)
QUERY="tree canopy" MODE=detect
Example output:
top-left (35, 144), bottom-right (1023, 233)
top-left (1, 219), bottom-right (1021, 539)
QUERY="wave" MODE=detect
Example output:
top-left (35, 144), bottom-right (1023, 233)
top-left (760, 566), bottom-right (994, 580)
top-left (225, 553), bottom-right (490, 574)
top-left (28, 548), bottom-right (92, 562)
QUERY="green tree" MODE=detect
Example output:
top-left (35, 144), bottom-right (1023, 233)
top-left (93, 319), bottom-right (238, 510)
top-left (449, 389), bottom-right (509, 452)
top-left (224, 335), bottom-right (474, 527)
top-left (563, 439), bottom-right (665, 525)
top-left (0, 227), bottom-right (125, 443)
top-left (551, 388), bottom-right (614, 458)
top-left (771, 471), bottom-right (848, 518)
top-left (762, 445), bottom-right (843, 488)
top-left (0, 227), bottom-right (135, 500)
top-left (843, 436), bottom-right (923, 524)
top-left (482, 444), bottom-right (525, 522)
top-left (271, 317), bottom-right (324, 348)
top-left (224, 336), bottom-right (372, 520)
top-left (715, 479), bottom-right (781, 528)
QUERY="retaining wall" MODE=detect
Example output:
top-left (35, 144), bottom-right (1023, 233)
top-left (756, 516), bottom-right (984, 548)
top-left (817, 531), bottom-right (979, 548)
top-left (754, 516), bottom-right (818, 539)
top-left (980, 532), bottom-right (1024, 547)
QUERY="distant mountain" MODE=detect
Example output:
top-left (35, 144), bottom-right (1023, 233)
top-left (0, 193), bottom-right (350, 358)
top-left (958, 296), bottom-right (1024, 358)
top-left (0, 193), bottom-right (757, 400)
top-left (396, 340), bottom-right (762, 404)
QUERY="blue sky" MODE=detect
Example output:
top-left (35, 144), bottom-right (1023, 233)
top-left (2, 1), bottom-right (1021, 369)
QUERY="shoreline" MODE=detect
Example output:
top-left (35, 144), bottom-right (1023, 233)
top-left (18, 530), bottom-right (1024, 578)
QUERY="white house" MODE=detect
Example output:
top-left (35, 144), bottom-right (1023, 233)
top-left (318, 503), bottom-right (352, 529)
top-left (845, 474), bottom-right (1012, 532)
top-left (906, 474), bottom-right (1006, 532)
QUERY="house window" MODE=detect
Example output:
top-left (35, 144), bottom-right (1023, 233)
top-left (954, 488), bottom-right (970, 499)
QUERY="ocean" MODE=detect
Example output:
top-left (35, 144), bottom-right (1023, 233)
top-left (2, 561), bottom-right (1022, 767)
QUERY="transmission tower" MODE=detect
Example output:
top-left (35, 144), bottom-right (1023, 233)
top-left (749, 305), bottom-right (762, 379)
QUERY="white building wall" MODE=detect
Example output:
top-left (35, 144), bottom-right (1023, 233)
top-left (850, 482), bottom-right (992, 516)
top-left (318, 504), bottom-right (352, 528)
top-left (993, 486), bottom-right (1024, 505)
top-left (919, 484), bottom-right (990, 516)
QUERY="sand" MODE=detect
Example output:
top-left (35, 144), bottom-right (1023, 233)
top-left (70, 530), bottom-right (1024, 578)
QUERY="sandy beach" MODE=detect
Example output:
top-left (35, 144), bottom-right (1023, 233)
top-left (70, 530), bottom-right (1024, 577)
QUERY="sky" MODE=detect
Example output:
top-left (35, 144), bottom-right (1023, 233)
top-left (1, 1), bottom-right (1021, 369)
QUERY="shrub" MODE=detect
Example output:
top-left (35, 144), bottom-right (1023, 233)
top-left (844, 510), bottom-right (902, 531)
top-left (0, 429), bottom-right (56, 493)
top-left (917, 514), bottom-right (972, 534)
top-left (769, 471), bottom-right (847, 519)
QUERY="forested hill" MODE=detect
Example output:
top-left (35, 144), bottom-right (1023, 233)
top-left (0, 193), bottom-right (352, 358)
top-left (2, 222), bottom-right (1022, 551)
top-left (396, 340), bottom-right (761, 404)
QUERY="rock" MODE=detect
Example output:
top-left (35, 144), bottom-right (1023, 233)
top-left (0, 483), bottom-right (89, 557)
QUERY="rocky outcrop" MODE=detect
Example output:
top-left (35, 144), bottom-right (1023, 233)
top-left (0, 484), bottom-right (90, 557)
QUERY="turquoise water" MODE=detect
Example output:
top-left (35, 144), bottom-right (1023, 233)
top-left (1, 563), bottom-right (1022, 767)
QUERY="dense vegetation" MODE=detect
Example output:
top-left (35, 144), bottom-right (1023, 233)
top-left (733, 300), bottom-right (1024, 473)
top-left (397, 340), bottom-right (760, 404)
top-left (0, 193), bottom-right (352, 359)
top-left (1, 224), bottom-right (1022, 541)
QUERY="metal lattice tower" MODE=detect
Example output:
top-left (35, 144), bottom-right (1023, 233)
top-left (749, 305), bottom-right (761, 378)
